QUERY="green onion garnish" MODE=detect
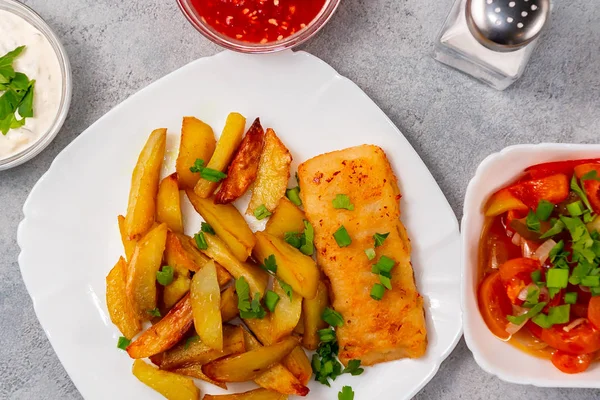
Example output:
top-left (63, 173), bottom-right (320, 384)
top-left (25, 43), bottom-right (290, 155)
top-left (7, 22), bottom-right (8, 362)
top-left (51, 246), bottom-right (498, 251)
top-left (300, 220), bottom-right (314, 256)
top-left (156, 265), bottom-right (174, 286)
top-left (318, 328), bottom-right (336, 343)
top-left (194, 231), bottom-right (208, 250)
top-left (526, 210), bottom-right (541, 232)
top-left (546, 268), bottom-right (569, 288)
top-left (333, 226), bottom-right (352, 247)
top-left (548, 304), bottom-right (570, 325)
top-left (506, 302), bottom-right (546, 325)
top-left (201, 222), bottom-right (215, 235)
top-left (117, 336), bottom-right (131, 350)
top-left (379, 274), bottom-right (392, 290)
top-left (567, 201), bottom-right (585, 217)
top-left (530, 270), bottom-right (543, 284)
top-left (370, 283), bottom-right (385, 301)
top-left (372, 256), bottom-right (396, 274)
top-left (365, 248), bottom-right (376, 261)
top-left (564, 292), bottom-right (578, 304)
top-left (322, 307), bottom-right (344, 327)
top-left (536, 199), bottom-right (554, 221)
top-left (254, 204), bottom-right (272, 220)
top-left (264, 290), bottom-right (280, 312)
top-left (581, 275), bottom-right (600, 287)
top-left (286, 187), bottom-right (302, 206)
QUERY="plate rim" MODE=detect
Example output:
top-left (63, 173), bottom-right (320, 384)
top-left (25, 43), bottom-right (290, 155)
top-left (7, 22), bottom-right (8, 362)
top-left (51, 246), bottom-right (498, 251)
top-left (17, 49), bottom-right (463, 399)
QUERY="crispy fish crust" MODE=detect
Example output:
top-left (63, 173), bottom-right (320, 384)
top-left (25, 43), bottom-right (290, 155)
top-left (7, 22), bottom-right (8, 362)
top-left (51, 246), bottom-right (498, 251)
top-left (298, 145), bottom-right (427, 366)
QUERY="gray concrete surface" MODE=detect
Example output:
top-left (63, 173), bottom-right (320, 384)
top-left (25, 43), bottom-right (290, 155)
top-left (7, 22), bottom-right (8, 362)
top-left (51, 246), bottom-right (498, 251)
top-left (1, 0), bottom-right (599, 399)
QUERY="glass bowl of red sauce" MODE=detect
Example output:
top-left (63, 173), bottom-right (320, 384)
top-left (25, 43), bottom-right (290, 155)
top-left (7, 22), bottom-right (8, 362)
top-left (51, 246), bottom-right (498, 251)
top-left (176, 0), bottom-right (340, 53)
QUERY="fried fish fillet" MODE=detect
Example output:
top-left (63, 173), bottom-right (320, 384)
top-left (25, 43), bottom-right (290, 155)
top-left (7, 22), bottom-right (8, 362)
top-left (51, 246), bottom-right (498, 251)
top-left (298, 145), bottom-right (427, 366)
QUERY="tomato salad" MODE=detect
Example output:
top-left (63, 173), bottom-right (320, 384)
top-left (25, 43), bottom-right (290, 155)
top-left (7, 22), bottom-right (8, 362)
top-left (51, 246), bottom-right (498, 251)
top-left (479, 158), bottom-right (600, 374)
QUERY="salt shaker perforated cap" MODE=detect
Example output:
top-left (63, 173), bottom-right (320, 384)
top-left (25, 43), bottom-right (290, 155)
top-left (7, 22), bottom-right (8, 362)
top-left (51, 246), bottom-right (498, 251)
top-left (466, 0), bottom-right (550, 52)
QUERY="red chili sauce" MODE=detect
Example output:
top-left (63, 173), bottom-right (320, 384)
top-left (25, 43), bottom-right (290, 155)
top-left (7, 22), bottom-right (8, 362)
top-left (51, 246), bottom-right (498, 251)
top-left (190, 0), bottom-right (328, 44)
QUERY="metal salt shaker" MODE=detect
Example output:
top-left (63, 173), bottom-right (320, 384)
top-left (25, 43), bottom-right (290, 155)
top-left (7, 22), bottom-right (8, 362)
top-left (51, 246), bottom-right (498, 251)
top-left (433, 0), bottom-right (551, 90)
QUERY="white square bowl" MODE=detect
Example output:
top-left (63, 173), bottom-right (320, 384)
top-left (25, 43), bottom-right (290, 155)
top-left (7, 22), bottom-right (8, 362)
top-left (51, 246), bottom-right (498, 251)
top-left (462, 143), bottom-right (600, 387)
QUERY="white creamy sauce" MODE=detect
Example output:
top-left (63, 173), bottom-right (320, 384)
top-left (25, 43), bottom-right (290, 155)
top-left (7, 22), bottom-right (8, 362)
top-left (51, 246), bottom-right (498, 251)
top-left (0, 10), bottom-right (63, 160)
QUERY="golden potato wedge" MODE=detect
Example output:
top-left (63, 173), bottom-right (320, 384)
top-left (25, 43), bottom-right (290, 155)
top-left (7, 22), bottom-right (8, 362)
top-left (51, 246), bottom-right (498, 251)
top-left (126, 223), bottom-right (168, 319)
top-left (202, 337), bottom-right (298, 382)
top-left (282, 347), bottom-right (312, 386)
top-left (118, 215), bottom-right (137, 262)
top-left (132, 359), bottom-right (200, 400)
top-left (246, 128), bottom-right (292, 215)
top-left (127, 294), bottom-right (193, 359)
top-left (203, 389), bottom-right (287, 400)
top-left (220, 285), bottom-right (239, 322)
top-left (191, 260), bottom-right (222, 351)
top-left (157, 173), bottom-right (184, 233)
top-left (294, 315), bottom-right (305, 336)
top-left (106, 257), bottom-right (141, 339)
top-left (271, 280), bottom-right (302, 342)
top-left (253, 232), bottom-right (319, 300)
top-left (157, 325), bottom-right (245, 370)
top-left (176, 117), bottom-right (217, 189)
top-left (198, 233), bottom-right (268, 298)
top-left (264, 198), bottom-right (305, 239)
top-left (170, 363), bottom-right (227, 390)
top-left (214, 118), bottom-right (265, 204)
top-left (302, 280), bottom-right (329, 350)
top-left (243, 329), bottom-right (309, 396)
top-left (165, 232), bottom-right (232, 287)
top-left (186, 190), bottom-right (256, 262)
top-left (125, 128), bottom-right (166, 240)
top-left (194, 112), bottom-right (246, 198)
top-left (164, 272), bottom-right (191, 310)
top-left (243, 315), bottom-right (274, 345)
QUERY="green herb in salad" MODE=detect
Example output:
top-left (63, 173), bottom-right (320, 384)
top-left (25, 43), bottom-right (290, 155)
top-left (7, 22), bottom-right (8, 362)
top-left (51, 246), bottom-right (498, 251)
top-left (0, 46), bottom-right (35, 135)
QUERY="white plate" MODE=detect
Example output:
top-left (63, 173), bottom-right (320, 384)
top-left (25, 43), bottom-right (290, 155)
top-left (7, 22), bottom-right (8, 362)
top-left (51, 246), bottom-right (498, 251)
top-left (17, 50), bottom-right (462, 400)
top-left (462, 143), bottom-right (600, 387)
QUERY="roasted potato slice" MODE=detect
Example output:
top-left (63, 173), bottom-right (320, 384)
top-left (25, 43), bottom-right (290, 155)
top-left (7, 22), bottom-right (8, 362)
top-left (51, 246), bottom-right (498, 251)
top-left (246, 128), bottom-right (292, 215)
top-left (164, 272), bottom-right (191, 310)
top-left (176, 117), bottom-right (217, 189)
top-left (132, 359), bottom-right (200, 400)
top-left (118, 215), bottom-right (137, 262)
top-left (198, 232), bottom-right (268, 297)
top-left (203, 389), bottom-right (287, 400)
top-left (302, 280), bottom-right (329, 350)
top-left (202, 337), bottom-right (298, 382)
top-left (220, 285), bottom-right (239, 322)
top-left (271, 280), bottom-right (302, 342)
top-left (253, 232), bottom-right (319, 299)
top-left (243, 315), bottom-right (274, 344)
top-left (125, 128), bottom-right (166, 240)
top-left (243, 329), bottom-right (309, 396)
top-left (156, 325), bottom-right (245, 370)
top-left (126, 223), bottom-right (168, 319)
top-left (165, 231), bottom-right (232, 286)
top-left (264, 198), bottom-right (305, 239)
top-left (194, 112), bottom-right (246, 198)
top-left (214, 118), bottom-right (265, 204)
top-left (191, 260), bottom-right (223, 351)
top-left (106, 257), bottom-right (141, 339)
top-left (186, 190), bottom-right (256, 262)
top-left (127, 293), bottom-right (193, 359)
top-left (157, 173), bottom-right (184, 233)
top-left (170, 364), bottom-right (227, 390)
top-left (282, 347), bottom-right (312, 386)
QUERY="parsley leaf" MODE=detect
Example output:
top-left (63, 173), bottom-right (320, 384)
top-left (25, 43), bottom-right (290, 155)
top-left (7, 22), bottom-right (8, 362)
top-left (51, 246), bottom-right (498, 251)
top-left (338, 386), bottom-right (355, 400)
top-left (117, 336), bottom-right (131, 350)
top-left (147, 308), bottom-right (161, 318)
top-left (284, 231), bottom-right (303, 248)
top-left (0, 47), bottom-right (34, 135)
top-left (190, 159), bottom-right (205, 173)
top-left (262, 254), bottom-right (277, 273)
top-left (332, 194), bottom-right (355, 211)
top-left (300, 220), bottom-right (314, 256)
top-left (571, 175), bottom-right (594, 212)
top-left (278, 278), bottom-right (293, 301)
top-left (236, 277), bottom-right (266, 319)
top-left (343, 359), bottom-right (364, 376)
top-left (526, 210), bottom-right (541, 232)
top-left (201, 222), bottom-right (215, 235)
top-left (373, 232), bottom-right (390, 247)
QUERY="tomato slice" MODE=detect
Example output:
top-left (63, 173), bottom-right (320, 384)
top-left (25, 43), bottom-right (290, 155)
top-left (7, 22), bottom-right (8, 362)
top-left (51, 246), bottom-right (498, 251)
top-left (551, 351), bottom-right (592, 374)
top-left (540, 322), bottom-right (600, 355)
top-left (478, 271), bottom-right (513, 340)
top-left (498, 258), bottom-right (541, 303)
top-left (525, 159), bottom-right (600, 180)
top-left (588, 296), bottom-right (600, 330)
top-left (574, 164), bottom-right (600, 214)
top-left (508, 174), bottom-right (570, 209)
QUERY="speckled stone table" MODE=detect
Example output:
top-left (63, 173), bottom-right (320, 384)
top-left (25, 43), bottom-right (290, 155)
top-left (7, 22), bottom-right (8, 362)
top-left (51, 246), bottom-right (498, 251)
top-left (1, 0), bottom-right (599, 399)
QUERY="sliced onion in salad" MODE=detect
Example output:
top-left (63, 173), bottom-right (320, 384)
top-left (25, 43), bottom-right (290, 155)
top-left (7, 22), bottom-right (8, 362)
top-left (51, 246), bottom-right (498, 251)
top-left (563, 318), bottom-right (587, 333)
top-left (580, 285), bottom-right (591, 293)
top-left (512, 232), bottom-right (521, 247)
top-left (532, 239), bottom-right (557, 264)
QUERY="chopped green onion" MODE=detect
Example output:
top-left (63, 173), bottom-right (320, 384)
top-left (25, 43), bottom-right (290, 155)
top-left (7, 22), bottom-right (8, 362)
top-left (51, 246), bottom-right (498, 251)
top-left (333, 226), bottom-right (352, 247)
top-left (591, 287), bottom-right (600, 297)
top-left (201, 222), bottom-right (215, 235)
top-left (264, 290), bottom-right (280, 312)
top-left (318, 328), bottom-right (336, 343)
top-left (506, 302), bottom-right (546, 325)
top-left (581, 275), bottom-right (600, 287)
top-left (523, 286), bottom-right (540, 308)
top-left (147, 308), bottom-right (161, 318)
top-left (332, 194), bottom-right (354, 210)
top-left (530, 270), bottom-right (542, 284)
top-left (372, 256), bottom-right (396, 274)
top-left (156, 265), bottom-right (174, 286)
top-left (548, 304), bottom-right (570, 325)
top-left (532, 313), bottom-right (553, 329)
top-left (117, 336), bottom-right (131, 350)
top-left (548, 287), bottom-right (561, 299)
top-left (300, 220), bottom-right (314, 256)
top-left (200, 167), bottom-right (227, 182)
top-left (526, 210), bottom-right (541, 232)
top-left (254, 204), bottom-right (272, 220)
top-left (322, 308), bottom-right (344, 327)
top-left (370, 283), bottom-right (385, 301)
top-left (546, 268), bottom-right (569, 288)
top-left (584, 211), bottom-right (595, 223)
top-left (365, 248), bottom-right (376, 261)
top-left (194, 231), bottom-right (208, 250)
top-left (373, 232), bottom-right (390, 248)
top-left (564, 292), bottom-right (578, 304)
top-left (379, 274), bottom-right (392, 290)
top-left (190, 159), bottom-right (205, 173)
top-left (536, 199), bottom-right (554, 221)
top-left (567, 201), bottom-right (585, 217)
top-left (286, 187), bottom-right (302, 206)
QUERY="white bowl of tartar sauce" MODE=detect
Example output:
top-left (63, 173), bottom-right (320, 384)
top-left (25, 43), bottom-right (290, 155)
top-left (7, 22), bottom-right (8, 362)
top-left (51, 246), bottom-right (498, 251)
top-left (0, 0), bottom-right (71, 170)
